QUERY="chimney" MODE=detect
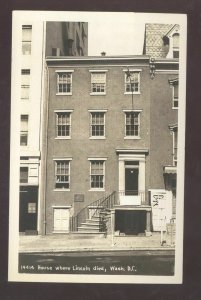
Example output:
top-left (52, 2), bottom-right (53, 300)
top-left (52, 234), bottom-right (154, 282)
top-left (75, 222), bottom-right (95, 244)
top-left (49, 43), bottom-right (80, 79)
top-left (101, 51), bottom-right (106, 56)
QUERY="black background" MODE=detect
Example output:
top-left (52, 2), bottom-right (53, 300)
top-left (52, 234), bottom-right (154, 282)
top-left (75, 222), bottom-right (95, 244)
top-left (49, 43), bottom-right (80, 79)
top-left (0, 0), bottom-right (201, 299)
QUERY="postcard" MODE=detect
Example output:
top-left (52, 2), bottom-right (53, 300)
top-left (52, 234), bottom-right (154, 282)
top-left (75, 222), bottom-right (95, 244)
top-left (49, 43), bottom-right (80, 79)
top-left (9, 11), bottom-right (186, 284)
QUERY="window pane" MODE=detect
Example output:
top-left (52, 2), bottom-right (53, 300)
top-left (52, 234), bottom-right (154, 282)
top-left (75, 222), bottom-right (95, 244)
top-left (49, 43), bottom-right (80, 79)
top-left (20, 167), bottom-right (28, 183)
top-left (125, 72), bottom-right (139, 92)
top-left (57, 73), bottom-right (72, 93)
top-left (91, 73), bottom-right (106, 93)
top-left (125, 112), bottom-right (139, 136)
top-left (91, 112), bottom-right (105, 136)
top-left (55, 161), bottom-right (70, 189)
top-left (173, 33), bottom-right (179, 48)
top-left (56, 113), bottom-right (71, 137)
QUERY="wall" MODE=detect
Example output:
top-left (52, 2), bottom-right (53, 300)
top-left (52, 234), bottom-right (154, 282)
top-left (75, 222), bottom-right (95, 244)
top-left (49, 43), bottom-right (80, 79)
top-left (149, 72), bottom-right (178, 189)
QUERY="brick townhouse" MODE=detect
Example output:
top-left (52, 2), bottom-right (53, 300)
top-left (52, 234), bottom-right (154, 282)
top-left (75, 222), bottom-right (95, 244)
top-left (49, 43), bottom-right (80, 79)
top-left (39, 54), bottom-right (179, 236)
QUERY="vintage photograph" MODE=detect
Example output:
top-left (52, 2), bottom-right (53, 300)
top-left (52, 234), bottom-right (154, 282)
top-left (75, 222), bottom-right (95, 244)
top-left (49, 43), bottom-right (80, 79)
top-left (9, 11), bottom-right (186, 284)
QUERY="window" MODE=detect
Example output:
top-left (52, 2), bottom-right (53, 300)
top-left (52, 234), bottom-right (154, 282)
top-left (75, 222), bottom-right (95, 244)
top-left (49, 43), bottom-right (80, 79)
top-left (22, 25), bottom-right (32, 55)
top-left (90, 160), bottom-right (105, 190)
top-left (28, 203), bottom-right (36, 213)
top-left (125, 71), bottom-right (140, 93)
top-left (173, 83), bottom-right (179, 108)
top-left (55, 111), bottom-right (72, 138)
top-left (173, 33), bottom-right (179, 58)
top-left (169, 78), bottom-right (179, 109)
top-left (90, 111), bottom-right (105, 137)
top-left (20, 115), bottom-right (28, 146)
top-left (56, 71), bottom-right (73, 94)
top-left (21, 69), bottom-right (30, 100)
top-left (125, 111), bottom-right (140, 137)
top-left (173, 128), bottom-right (178, 166)
top-left (55, 160), bottom-right (70, 189)
top-left (20, 167), bottom-right (28, 183)
top-left (91, 72), bottom-right (106, 94)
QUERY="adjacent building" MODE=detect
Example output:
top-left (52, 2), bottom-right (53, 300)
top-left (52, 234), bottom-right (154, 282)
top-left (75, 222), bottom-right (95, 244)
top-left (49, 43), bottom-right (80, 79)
top-left (19, 22), bottom-right (88, 234)
top-left (40, 54), bottom-right (179, 236)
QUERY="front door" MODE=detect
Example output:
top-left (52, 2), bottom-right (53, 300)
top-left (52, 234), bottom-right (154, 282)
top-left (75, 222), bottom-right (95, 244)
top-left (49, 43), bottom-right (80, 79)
top-left (125, 168), bottom-right (138, 195)
top-left (54, 208), bottom-right (69, 232)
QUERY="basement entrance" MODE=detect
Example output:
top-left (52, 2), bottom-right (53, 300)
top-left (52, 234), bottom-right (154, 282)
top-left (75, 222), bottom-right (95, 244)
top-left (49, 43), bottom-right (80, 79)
top-left (115, 210), bottom-right (146, 235)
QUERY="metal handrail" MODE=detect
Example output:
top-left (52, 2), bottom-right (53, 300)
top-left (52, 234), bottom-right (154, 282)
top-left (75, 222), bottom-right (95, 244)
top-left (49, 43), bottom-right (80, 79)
top-left (70, 191), bottom-right (116, 231)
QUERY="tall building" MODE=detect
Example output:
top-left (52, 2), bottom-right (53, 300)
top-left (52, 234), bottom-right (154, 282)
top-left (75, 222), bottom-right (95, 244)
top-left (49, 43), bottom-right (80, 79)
top-left (39, 54), bottom-right (179, 236)
top-left (18, 21), bottom-right (88, 235)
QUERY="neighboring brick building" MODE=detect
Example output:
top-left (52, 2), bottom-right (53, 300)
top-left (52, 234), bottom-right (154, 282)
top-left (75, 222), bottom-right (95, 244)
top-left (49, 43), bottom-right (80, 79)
top-left (18, 21), bottom-right (88, 235)
top-left (40, 55), bottom-right (179, 236)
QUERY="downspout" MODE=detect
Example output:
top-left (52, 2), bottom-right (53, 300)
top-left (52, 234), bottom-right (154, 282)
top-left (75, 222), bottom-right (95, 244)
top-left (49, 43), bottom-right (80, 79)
top-left (43, 64), bottom-right (50, 235)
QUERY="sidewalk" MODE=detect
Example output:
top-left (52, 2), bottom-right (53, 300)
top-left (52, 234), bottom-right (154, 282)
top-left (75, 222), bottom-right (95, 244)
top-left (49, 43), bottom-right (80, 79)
top-left (19, 232), bottom-right (175, 254)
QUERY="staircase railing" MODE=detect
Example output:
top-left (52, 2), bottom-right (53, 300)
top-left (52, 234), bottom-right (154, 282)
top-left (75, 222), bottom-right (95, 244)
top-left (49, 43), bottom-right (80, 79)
top-left (70, 191), bottom-right (117, 232)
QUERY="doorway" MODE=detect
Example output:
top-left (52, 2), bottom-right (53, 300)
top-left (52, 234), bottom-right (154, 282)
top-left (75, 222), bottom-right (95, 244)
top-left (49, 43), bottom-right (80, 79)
top-left (125, 163), bottom-right (139, 195)
top-left (115, 210), bottom-right (146, 235)
top-left (53, 208), bottom-right (70, 232)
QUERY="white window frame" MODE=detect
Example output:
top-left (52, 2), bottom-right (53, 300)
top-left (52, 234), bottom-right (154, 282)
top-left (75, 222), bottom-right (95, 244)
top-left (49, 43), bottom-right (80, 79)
top-left (22, 25), bottom-right (32, 55)
top-left (169, 78), bottom-right (179, 109)
top-left (123, 110), bottom-right (142, 139)
top-left (20, 166), bottom-right (29, 184)
top-left (56, 70), bottom-right (74, 95)
top-left (172, 84), bottom-right (179, 109)
top-left (20, 114), bottom-right (29, 146)
top-left (173, 127), bottom-right (178, 166)
top-left (88, 158), bottom-right (107, 191)
top-left (54, 110), bottom-right (73, 139)
top-left (21, 69), bottom-right (30, 100)
top-left (53, 158), bottom-right (72, 191)
top-left (89, 70), bottom-right (108, 95)
top-left (88, 109), bottom-right (107, 139)
top-left (123, 69), bottom-right (141, 95)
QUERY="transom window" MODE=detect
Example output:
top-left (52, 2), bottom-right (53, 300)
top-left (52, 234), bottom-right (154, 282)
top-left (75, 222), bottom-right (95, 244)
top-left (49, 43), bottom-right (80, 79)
top-left (90, 160), bottom-right (105, 189)
top-left (55, 160), bottom-right (70, 189)
top-left (57, 72), bottom-right (72, 94)
top-left (56, 112), bottom-right (71, 137)
top-left (125, 112), bottom-right (140, 137)
top-left (21, 69), bottom-right (30, 100)
top-left (125, 71), bottom-right (140, 93)
top-left (91, 72), bottom-right (106, 94)
top-left (90, 112), bottom-right (105, 137)
top-left (22, 25), bottom-right (32, 55)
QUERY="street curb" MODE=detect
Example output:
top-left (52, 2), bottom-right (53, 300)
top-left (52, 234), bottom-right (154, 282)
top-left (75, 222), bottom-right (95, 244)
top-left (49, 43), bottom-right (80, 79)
top-left (19, 247), bottom-right (175, 254)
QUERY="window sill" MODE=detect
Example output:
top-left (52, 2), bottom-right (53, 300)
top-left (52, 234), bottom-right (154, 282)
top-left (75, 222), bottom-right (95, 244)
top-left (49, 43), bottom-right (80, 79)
top-left (89, 136), bottom-right (106, 140)
top-left (55, 137), bottom-right (71, 140)
top-left (54, 189), bottom-right (70, 192)
top-left (124, 136), bottom-right (141, 140)
top-left (56, 93), bottom-right (72, 96)
top-left (172, 107), bottom-right (178, 110)
top-left (90, 92), bottom-right (106, 96)
top-left (89, 189), bottom-right (105, 192)
top-left (124, 92), bottom-right (140, 95)
top-left (53, 231), bottom-right (69, 234)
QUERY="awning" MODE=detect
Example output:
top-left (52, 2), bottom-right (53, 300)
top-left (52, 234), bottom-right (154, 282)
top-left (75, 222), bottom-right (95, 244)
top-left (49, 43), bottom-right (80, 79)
top-left (163, 166), bottom-right (177, 174)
